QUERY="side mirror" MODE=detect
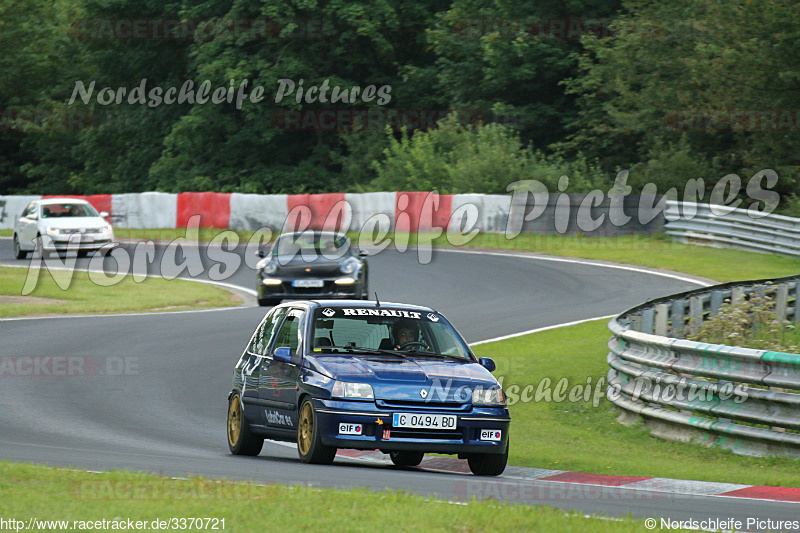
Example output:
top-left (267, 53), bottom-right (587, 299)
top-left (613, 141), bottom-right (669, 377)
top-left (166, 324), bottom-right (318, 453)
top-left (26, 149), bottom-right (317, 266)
top-left (99, 211), bottom-right (110, 218)
top-left (273, 346), bottom-right (292, 363)
top-left (358, 250), bottom-right (369, 258)
top-left (478, 357), bottom-right (496, 372)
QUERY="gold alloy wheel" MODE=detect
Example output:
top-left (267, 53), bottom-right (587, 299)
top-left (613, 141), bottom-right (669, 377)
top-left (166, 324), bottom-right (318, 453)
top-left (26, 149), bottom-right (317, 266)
top-left (298, 401), bottom-right (313, 456)
top-left (228, 396), bottom-right (242, 446)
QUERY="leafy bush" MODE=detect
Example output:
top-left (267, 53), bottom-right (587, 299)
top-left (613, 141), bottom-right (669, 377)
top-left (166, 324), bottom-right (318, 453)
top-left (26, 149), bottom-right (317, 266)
top-left (369, 116), bottom-right (609, 194)
top-left (688, 288), bottom-right (800, 352)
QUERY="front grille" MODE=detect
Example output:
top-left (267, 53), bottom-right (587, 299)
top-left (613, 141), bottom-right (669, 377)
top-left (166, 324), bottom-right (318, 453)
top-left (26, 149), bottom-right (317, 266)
top-left (61, 228), bottom-right (104, 234)
top-left (376, 399), bottom-right (469, 411)
top-left (389, 429), bottom-right (462, 440)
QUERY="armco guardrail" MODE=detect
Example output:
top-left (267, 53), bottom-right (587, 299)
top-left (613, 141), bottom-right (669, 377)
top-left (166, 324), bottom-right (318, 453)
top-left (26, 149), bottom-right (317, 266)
top-left (607, 275), bottom-right (800, 458)
top-left (665, 200), bottom-right (800, 257)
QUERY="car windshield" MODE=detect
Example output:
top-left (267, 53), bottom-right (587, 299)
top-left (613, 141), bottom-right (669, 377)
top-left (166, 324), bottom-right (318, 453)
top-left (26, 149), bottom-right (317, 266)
top-left (310, 307), bottom-right (472, 361)
top-left (274, 233), bottom-right (351, 259)
top-left (41, 203), bottom-right (99, 218)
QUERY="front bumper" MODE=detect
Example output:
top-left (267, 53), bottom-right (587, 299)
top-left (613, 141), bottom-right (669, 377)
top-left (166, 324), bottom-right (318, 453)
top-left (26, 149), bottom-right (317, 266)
top-left (313, 398), bottom-right (510, 455)
top-left (258, 279), bottom-right (363, 299)
top-left (43, 237), bottom-right (115, 252)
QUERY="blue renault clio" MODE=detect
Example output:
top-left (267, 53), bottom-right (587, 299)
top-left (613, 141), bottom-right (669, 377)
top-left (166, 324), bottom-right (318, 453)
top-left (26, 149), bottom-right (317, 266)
top-left (227, 300), bottom-right (510, 476)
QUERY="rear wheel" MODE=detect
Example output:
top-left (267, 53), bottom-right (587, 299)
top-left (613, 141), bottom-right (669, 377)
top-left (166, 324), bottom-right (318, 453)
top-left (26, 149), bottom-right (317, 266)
top-left (227, 392), bottom-right (263, 456)
top-left (297, 398), bottom-right (336, 464)
top-left (12, 235), bottom-right (27, 260)
top-left (467, 445), bottom-right (508, 476)
top-left (389, 451), bottom-right (424, 467)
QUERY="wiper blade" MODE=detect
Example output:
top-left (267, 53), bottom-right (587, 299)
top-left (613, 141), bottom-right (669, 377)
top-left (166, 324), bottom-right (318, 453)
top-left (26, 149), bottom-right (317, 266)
top-left (402, 352), bottom-right (463, 361)
top-left (318, 346), bottom-right (408, 358)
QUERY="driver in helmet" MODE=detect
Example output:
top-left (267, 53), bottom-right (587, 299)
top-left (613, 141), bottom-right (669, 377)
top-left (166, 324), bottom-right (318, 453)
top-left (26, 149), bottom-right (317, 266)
top-left (391, 319), bottom-right (421, 350)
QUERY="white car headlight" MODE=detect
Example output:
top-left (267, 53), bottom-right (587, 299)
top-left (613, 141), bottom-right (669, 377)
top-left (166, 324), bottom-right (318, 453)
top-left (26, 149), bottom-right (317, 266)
top-left (340, 258), bottom-right (358, 274)
top-left (332, 381), bottom-right (374, 399)
top-left (472, 387), bottom-right (506, 406)
top-left (45, 227), bottom-right (59, 237)
top-left (263, 261), bottom-right (278, 275)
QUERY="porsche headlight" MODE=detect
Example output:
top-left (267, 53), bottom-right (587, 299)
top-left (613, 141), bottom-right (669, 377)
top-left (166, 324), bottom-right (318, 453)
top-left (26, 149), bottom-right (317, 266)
top-left (332, 381), bottom-right (374, 400)
top-left (472, 387), bottom-right (506, 406)
top-left (263, 261), bottom-right (278, 275)
top-left (340, 258), bottom-right (358, 274)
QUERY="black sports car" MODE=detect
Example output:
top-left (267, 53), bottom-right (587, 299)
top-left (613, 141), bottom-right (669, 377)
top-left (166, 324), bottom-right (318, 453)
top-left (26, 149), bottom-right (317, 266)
top-left (227, 299), bottom-right (510, 475)
top-left (256, 231), bottom-right (369, 307)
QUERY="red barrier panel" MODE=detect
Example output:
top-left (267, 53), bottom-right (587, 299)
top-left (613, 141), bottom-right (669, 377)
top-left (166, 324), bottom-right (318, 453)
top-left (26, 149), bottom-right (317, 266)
top-left (287, 193), bottom-right (347, 231)
top-left (42, 194), bottom-right (112, 223)
top-left (395, 192), bottom-right (452, 232)
top-left (176, 192), bottom-right (232, 229)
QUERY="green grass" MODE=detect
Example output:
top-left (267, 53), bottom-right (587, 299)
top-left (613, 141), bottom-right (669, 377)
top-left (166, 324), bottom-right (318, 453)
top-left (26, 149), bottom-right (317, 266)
top-left (474, 319), bottom-right (800, 487)
top-left (452, 232), bottom-right (800, 282)
top-left (0, 267), bottom-right (240, 317)
top-left (0, 462), bottom-right (646, 532)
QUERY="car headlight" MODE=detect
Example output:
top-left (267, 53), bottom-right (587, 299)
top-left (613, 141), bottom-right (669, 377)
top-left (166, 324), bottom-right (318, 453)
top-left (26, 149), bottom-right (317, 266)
top-left (472, 387), bottom-right (506, 406)
top-left (45, 227), bottom-right (59, 237)
top-left (340, 258), bottom-right (358, 274)
top-left (263, 261), bottom-right (278, 275)
top-left (332, 381), bottom-right (374, 400)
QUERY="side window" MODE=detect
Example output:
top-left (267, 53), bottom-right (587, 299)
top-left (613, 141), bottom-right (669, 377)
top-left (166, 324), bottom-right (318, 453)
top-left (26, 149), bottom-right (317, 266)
top-left (248, 307), bottom-right (287, 356)
top-left (273, 309), bottom-right (306, 363)
top-left (23, 204), bottom-right (35, 218)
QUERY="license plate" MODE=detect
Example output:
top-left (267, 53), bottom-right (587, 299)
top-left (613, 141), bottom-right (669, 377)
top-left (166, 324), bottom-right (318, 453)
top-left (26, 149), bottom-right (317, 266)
top-left (392, 413), bottom-right (457, 429)
top-left (70, 234), bottom-right (93, 243)
top-left (293, 279), bottom-right (324, 288)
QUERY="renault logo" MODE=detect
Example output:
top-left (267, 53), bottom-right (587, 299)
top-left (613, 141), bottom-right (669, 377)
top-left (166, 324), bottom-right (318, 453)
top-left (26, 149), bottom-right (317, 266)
top-left (420, 389), bottom-right (428, 399)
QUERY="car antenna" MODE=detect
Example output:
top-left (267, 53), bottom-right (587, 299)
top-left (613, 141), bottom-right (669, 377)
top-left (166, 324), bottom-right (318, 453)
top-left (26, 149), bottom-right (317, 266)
top-left (374, 292), bottom-right (381, 307)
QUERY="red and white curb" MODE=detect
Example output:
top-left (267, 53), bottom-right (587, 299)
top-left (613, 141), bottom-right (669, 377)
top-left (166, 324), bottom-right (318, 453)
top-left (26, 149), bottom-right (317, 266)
top-left (333, 450), bottom-right (800, 503)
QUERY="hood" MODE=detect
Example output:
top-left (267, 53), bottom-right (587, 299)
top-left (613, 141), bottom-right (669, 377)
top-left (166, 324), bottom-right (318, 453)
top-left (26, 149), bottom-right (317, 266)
top-left (306, 355), bottom-right (499, 401)
top-left (270, 255), bottom-right (349, 277)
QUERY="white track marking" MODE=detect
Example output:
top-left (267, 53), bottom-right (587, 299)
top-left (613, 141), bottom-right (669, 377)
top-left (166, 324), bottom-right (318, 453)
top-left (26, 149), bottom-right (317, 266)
top-left (438, 248), bottom-right (714, 287)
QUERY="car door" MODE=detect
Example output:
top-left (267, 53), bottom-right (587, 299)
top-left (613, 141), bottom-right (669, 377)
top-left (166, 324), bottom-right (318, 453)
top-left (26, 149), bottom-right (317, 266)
top-left (237, 306), bottom-right (288, 427)
top-left (16, 203), bottom-right (39, 247)
top-left (259, 307), bottom-right (307, 430)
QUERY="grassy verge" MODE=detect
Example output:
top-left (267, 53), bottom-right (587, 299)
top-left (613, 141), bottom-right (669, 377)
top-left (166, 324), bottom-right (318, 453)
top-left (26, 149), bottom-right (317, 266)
top-left (0, 267), bottom-right (241, 317)
top-left (0, 462), bottom-right (645, 532)
top-left (109, 228), bottom-right (800, 282)
top-left (475, 319), bottom-right (800, 487)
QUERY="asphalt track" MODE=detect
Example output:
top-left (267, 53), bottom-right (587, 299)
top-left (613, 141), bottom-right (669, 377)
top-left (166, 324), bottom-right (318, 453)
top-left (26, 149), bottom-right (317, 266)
top-left (1, 238), bottom-right (797, 526)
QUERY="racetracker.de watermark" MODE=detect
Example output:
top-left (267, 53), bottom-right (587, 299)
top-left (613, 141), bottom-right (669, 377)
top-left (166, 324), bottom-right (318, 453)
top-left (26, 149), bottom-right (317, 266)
top-left (668, 109), bottom-right (800, 131)
top-left (72, 479), bottom-right (276, 500)
top-left (0, 356), bottom-right (138, 377)
top-left (454, 479), bottom-right (663, 502)
top-left (69, 18), bottom-right (325, 40)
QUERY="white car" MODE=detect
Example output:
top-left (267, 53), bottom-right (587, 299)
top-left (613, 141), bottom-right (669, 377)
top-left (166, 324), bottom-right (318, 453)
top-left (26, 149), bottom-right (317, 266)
top-left (13, 198), bottom-right (116, 259)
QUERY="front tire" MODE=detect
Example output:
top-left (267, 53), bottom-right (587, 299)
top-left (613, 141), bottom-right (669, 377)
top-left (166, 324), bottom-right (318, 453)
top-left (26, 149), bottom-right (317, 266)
top-left (13, 235), bottom-right (27, 260)
top-left (257, 296), bottom-right (281, 307)
top-left (467, 445), bottom-right (508, 476)
top-left (227, 392), bottom-right (263, 456)
top-left (389, 451), bottom-right (424, 467)
top-left (297, 398), bottom-right (336, 464)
